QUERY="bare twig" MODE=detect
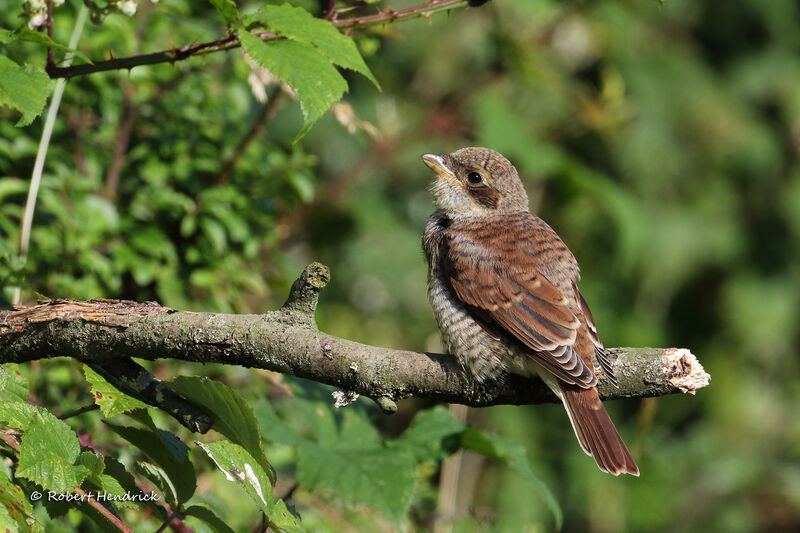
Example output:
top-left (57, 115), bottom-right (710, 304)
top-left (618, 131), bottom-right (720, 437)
top-left (47, 0), bottom-right (472, 80)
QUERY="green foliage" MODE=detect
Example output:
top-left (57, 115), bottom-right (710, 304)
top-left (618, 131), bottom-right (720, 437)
top-left (239, 33), bottom-right (349, 139)
top-left (168, 375), bottom-right (274, 483)
top-left (16, 411), bottom-right (90, 493)
top-left (81, 364), bottom-right (149, 417)
top-left (105, 414), bottom-right (196, 505)
top-left (198, 439), bottom-right (303, 532)
top-left (244, 4), bottom-right (379, 88)
top-left (208, 0), bottom-right (240, 26)
top-left (0, 55), bottom-right (52, 126)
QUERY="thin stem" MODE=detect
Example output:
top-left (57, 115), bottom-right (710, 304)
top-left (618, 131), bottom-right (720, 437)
top-left (58, 403), bottom-right (100, 420)
top-left (153, 512), bottom-right (175, 533)
top-left (47, 0), bottom-right (471, 79)
top-left (46, 0), bottom-right (54, 67)
top-left (325, 0), bottom-right (337, 20)
top-left (12, 5), bottom-right (89, 305)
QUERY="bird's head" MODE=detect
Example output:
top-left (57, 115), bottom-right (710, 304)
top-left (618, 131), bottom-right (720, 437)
top-left (421, 147), bottom-right (529, 218)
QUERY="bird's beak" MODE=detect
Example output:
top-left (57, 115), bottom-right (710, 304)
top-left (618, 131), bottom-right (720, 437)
top-left (421, 153), bottom-right (457, 182)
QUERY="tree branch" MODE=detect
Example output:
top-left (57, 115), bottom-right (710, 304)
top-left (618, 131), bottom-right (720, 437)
top-left (46, 0), bottom-right (471, 79)
top-left (0, 263), bottom-right (709, 410)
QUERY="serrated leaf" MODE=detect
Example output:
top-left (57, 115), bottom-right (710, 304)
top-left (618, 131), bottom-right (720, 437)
top-left (296, 443), bottom-right (417, 525)
top-left (77, 451), bottom-right (104, 484)
top-left (4, 27), bottom-right (91, 63)
top-left (0, 403), bottom-right (41, 431)
top-left (390, 405), bottom-right (466, 462)
top-left (0, 55), bottom-right (53, 127)
top-left (461, 427), bottom-right (563, 530)
top-left (184, 504), bottom-right (238, 533)
top-left (168, 376), bottom-right (274, 483)
top-left (16, 412), bottom-right (90, 493)
top-left (104, 422), bottom-right (196, 505)
top-left (238, 31), bottom-right (347, 138)
top-left (245, 4), bottom-right (378, 88)
top-left (0, 473), bottom-right (37, 533)
top-left (0, 364), bottom-right (29, 403)
top-left (208, 0), bottom-right (240, 26)
top-left (81, 364), bottom-right (149, 417)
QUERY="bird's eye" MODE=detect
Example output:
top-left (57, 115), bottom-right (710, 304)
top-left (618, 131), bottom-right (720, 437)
top-left (467, 172), bottom-right (482, 184)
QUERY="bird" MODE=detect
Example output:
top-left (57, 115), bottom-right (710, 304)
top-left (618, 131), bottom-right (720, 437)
top-left (421, 147), bottom-right (639, 476)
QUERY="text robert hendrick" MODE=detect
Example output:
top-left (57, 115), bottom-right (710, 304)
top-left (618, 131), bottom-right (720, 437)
top-left (29, 490), bottom-right (159, 502)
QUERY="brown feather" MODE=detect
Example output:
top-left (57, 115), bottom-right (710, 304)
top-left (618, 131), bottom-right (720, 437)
top-left (561, 385), bottom-right (639, 476)
top-left (444, 212), bottom-right (597, 388)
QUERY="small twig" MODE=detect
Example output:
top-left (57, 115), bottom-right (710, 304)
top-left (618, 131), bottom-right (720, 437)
top-left (153, 511), bottom-right (176, 533)
top-left (47, 0), bottom-right (473, 79)
top-left (58, 403), bottom-right (100, 420)
top-left (76, 486), bottom-right (135, 533)
top-left (217, 89), bottom-right (285, 184)
top-left (325, 0), bottom-right (337, 20)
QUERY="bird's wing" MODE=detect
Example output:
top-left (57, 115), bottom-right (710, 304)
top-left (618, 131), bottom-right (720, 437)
top-left (445, 223), bottom-right (597, 388)
top-left (572, 281), bottom-right (618, 386)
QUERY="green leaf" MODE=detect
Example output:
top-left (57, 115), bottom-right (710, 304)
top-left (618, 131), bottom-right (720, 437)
top-left (0, 403), bottom-right (41, 431)
top-left (0, 472), bottom-right (36, 533)
top-left (77, 451), bottom-right (105, 485)
top-left (296, 443), bottom-right (417, 525)
top-left (461, 427), bottom-right (563, 530)
top-left (184, 504), bottom-right (237, 533)
top-left (0, 364), bottom-right (29, 403)
top-left (390, 405), bottom-right (466, 462)
top-left (0, 55), bottom-right (53, 126)
top-left (268, 498), bottom-right (305, 533)
top-left (2, 27), bottom-right (91, 63)
top-left (16, 412), bottom-right (90, 493)
top-left (197, 440), bottom-right (303, 531)
top-left (81, 364), bottom-right (149, 417)
top-left (238, 31), bottom-right (347, 138)
top-left (168, 376), bottom-right (274, 483)
top-left (253, 401), bottom-right (308, 447)
top-left (208, 0), bottom-right (240, 26)
top-left (135, 461), bottom-right (178, 507)
top-left (100, 455), bottom-right (142, 508)
top-left (245, 4), bottom-right (378, 88)
top-left (0, 178), bottom-right (28, 202)
top-left (104, 421), bottom-right (196, 505)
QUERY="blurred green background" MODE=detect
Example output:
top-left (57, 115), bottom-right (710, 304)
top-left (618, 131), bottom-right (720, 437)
top-left (2, 0), bottom-right (800, 531)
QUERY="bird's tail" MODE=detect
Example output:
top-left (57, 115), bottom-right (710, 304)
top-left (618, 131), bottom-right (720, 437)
top-left (558, 384), bottom-right (639, 476)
